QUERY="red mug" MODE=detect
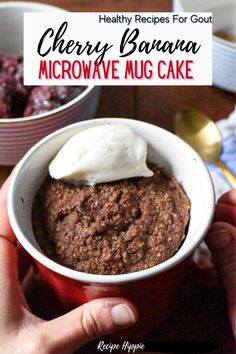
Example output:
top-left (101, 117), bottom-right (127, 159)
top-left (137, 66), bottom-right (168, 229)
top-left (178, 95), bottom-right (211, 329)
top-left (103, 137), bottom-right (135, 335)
top-left (36, 258), bottom-right (189, 338)
top-left (8, 118), bottom-right (215, 337)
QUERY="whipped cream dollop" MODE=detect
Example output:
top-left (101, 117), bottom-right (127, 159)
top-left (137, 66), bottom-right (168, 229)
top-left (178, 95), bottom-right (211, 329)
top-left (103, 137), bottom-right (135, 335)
top-left (49, 124), bottom-right (153, 185)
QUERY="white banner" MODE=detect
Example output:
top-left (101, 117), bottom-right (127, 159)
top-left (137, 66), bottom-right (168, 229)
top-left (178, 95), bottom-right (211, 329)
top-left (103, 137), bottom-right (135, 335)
top-left (24, 12), bottom-right (212, 86)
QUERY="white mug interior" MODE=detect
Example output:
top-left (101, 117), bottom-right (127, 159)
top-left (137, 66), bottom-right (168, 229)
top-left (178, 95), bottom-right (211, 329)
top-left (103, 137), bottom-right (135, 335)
top-left (8, 118), bottom-right (215, 284)
top-left (173, 0), bottom-right (236, 48)
top-left (0, 1), bottom-right (65, 54)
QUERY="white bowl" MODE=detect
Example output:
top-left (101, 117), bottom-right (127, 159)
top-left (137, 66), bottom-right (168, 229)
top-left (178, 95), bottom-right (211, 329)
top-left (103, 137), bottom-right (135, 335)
top-left (173, 0), bottom-right (236, 93)
top-left (8, 118), bottom-right (215, 284)
top-left (0, 2), bottom-right (100, 165)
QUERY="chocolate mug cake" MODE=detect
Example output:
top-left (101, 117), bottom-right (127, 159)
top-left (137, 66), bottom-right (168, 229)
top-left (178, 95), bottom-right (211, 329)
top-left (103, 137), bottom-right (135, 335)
top-left (32, 125), bottom-right (190, 275)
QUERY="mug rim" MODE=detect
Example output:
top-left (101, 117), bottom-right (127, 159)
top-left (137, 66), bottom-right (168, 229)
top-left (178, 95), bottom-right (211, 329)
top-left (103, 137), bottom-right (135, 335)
top-left (8, 118), bottom-right (215, 284)
top-left (0, 86), bottom-right (95, 124)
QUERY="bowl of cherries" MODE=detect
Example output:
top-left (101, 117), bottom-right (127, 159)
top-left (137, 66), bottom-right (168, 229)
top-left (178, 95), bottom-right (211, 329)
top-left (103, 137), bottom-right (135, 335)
top-left (0, 1), bottom-right (100, 165)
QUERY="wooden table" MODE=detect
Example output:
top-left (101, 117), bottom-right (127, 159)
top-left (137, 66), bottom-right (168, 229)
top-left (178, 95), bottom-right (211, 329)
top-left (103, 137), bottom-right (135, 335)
top-left (0, 0), bottom-right (236, 353)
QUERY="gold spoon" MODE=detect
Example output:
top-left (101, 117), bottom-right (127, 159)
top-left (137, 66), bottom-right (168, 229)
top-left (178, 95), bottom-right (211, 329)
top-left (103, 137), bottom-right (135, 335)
top-left (174, 108), bottom-right (236, 188)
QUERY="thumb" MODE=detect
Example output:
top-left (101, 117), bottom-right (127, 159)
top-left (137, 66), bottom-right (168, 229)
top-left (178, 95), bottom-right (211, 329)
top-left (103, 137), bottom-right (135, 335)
top-left (39, 298), bottom-right (138, 354)
top-left (205, 221), bottom-right (236, 337)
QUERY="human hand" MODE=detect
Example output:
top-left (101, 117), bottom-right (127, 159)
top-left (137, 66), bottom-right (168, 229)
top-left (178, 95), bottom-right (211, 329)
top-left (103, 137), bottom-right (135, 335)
top-left (0, 175), bottom-right (138, 354)
top-left (205, 189), bottom-right (236, 338)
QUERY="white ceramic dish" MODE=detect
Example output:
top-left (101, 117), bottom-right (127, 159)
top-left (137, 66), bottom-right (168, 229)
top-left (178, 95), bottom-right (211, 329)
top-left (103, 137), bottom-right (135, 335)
top-left (8, 118), bottom-right (215, 284)
top-left (0, 2), bottom-right (100, 165)
top-left (173, 0), bottom-right (236, 93)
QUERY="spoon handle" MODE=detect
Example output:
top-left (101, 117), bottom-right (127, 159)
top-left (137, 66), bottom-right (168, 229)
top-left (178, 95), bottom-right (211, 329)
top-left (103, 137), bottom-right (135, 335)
top-left (217, 160), bottom-right (236, 188)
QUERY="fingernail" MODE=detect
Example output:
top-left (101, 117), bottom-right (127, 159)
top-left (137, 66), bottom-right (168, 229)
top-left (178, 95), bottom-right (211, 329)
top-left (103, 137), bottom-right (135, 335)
top-left (111, 304), bottom-right (136, 326)
top-left (207, 230), bottom-right (232, 249)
